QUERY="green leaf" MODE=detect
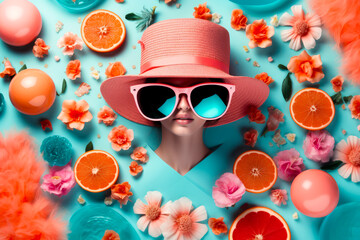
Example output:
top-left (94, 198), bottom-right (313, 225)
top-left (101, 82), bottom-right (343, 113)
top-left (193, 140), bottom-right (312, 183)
top-left (320, 161), bottom-right (343, 170)
top-left (61, 79), bottom-right (67, 94)
top-left (260, 126), bottom-right (269, 137)
top-left (331, 92), bottom-right (343, 105)
top-left (343, 95), bottom-right (353, 103)
top-left (278, 64), bottom-right (288, 70)
top-left (125, 13), bottom-right (143, 21)
top-left (56, 91), bottom-right (60, 96)
top-left (18, 64), bottom-right (27, 72)
top-left (282, 72), bottom-right (292, 102)
top-left (85, 141), bottom-right (93, 152)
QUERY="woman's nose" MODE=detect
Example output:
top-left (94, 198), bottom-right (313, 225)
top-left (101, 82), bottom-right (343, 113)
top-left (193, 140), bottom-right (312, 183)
top-left (177, 94), bottom-right (190, 110)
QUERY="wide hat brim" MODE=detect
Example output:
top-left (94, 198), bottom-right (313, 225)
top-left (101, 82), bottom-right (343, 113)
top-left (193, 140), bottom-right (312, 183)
top-left (100, 64), bottom-right (269, 128)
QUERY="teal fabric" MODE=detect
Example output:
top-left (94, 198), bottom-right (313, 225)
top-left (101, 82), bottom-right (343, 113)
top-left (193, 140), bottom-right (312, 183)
top-left (1, 0), bottom-right (360, 239)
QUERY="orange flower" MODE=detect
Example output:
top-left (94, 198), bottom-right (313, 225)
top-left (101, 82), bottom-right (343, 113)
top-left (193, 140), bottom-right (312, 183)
top-left (102, 230), bottom-right (120, 240)
top-left (244, 128), bottom-right (258, 147)
top-left (129, 161), bottom-right (143, 176)
top-left (32, 38), bottom-right (50, 58)
top-left (208, 217), bottom-right (228, 235)
top-left (255, 72), bottom-right (274, 85)
top-left (105, 62), bottom-right (126, 78)
top-left (130, 146), bottom-right (149, 163)
top-left (57, 32), bottom-right (83, 56)
top-left (97, 106), bottom-right (117, 126)
top-left (57, 99), bottom-right (93, 131)
top-left (193, 2), bottom-right (212, 20)
top-left (287, 50), bottom-right (324, 83)
top-left (115, 0), bottom-right (124, 2)
top-left (108, 125), bottom-right (134, 151)
top-left (349, 95), bottom-right (360, 120)
top-left (247, 106), bottom-right (266, 124)
top-left (0, 59), bottom-right (16, 78)
top-left (245, 19), bottom-right (274, 48)
top-left (111, 182), bottom-right (133, 207)
top-left (231, 9), bottom-right (247, 30)
top-left (330, 75), bottom-right (344, 92)
top-left (75, 82), bottom-right (91, 97)
top-left (66, 60), bottom-right (81, 80)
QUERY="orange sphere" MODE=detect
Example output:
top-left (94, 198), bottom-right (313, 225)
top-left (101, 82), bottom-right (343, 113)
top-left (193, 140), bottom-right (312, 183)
top-left (9, 69), bottom-right (56, 115)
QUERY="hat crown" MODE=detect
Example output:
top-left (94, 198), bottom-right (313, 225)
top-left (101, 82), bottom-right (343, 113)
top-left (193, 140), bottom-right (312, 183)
top-left (139, 18), bottom-right (231, 74)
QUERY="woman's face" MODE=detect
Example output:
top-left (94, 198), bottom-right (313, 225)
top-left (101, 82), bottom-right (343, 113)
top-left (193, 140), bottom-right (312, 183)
top-left (155, 78), bottom-right (209, 136)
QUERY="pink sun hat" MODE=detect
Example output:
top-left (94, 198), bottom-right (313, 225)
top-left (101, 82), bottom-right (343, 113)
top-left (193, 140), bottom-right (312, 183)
top-left (100, 18), bottom-right (269, 128)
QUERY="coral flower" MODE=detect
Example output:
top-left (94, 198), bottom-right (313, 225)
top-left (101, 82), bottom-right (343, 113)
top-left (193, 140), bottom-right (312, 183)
top-left (129, 161), bottom-right (143, 176)
top-left (161, 197), bottom-right (208, 240)
top-left (287, 50), bottom-right (324, 83)
top-left (270, 189), bottom-right (288, 206)
top-left (111, 182), bottom-right (133, 207)
top-left (266, 106), bottom-right (285, 132)
top-left (130, 146), bottom-right (149, 163)
top-left (66, 60), bottom-right (81, 80)
top-left (334, 136), bottom-right (360, 182)
top-left (40, 163), bottom-right (76, 197)
top-left (102, 230), bottom-right (120, 240)
top-left (32, 38), bottom-right (50, 58)
top-left (303, 130), bottom-right (335, 163)
top-left (348, 95), bottom-right (360, 120)
top-left (212, 173), bottom-right (246, 208)
top-left (57, 32), bottom-right (83, 56)
top-left (273, 148), bottom-right (306, 182)
top-left (244, 128), bottom-right (258, 147)
top-left (97, 106), bottom-right (117, 126)
top-left (133, 191), bottom-right (172, 238)
top-left (105, 62), bottom-right (126, 78)
top-left (193, 2), bottom-right (212, 20)
top-left (108, 125), bottom-right (134, 151)
top-left (330, 75), bottom-right (344, 92)
top-left (231, 9), bottom-right (247, 30)
top-left (208, 217), bottom-right (228, 235)
top-left (247, 106), bottom-right (266, 124)
top-left (75, 82), bottom-right (91, 97)
top-left (0, 59), bottom-right (16, 78)
top-left (279, 5), bottom-right (322, 51)
top-left (245, 19), bottom-right (274, 48)
top-left (255, 72), bottom-right (275, 85)
top-left (57, 99), bottom-right (93, 131)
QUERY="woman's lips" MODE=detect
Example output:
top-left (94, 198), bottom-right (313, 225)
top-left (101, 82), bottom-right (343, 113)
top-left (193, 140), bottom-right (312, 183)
top-left (174, 118), bottom-right (194, 125)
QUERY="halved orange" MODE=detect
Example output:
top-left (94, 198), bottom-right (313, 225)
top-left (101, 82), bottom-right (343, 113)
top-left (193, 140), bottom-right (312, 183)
top-left (74, 150), bottom-right (119, 193)
top-left (290, 88), bottom-right (335, 130)
top-left (229, 206), bottom-right (291, 240)
top-left (81, 9), bottom-right (126, 53)
top-left (233, 150), bottom-right (277, 193)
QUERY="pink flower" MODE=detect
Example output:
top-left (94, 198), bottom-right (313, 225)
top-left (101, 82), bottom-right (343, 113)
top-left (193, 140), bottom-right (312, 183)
top-left (133, 191), bottom-right (172, 238)
top-left (303, 130), bottom-right (335, 163)
top-left (75, 82), bottom-right (91, 97)
top-left (348, 95), bottom-right (360, 120)
top-left (97, 106), bottom-right (117, 126)
top-left (330, 76), bottom-right (344, 92)
top-left (247, 106), bottom-right (266, 124)
top-left (66, 60), bottom-right (81, 80)
top-left (266, 106), bottom-right (285, 131)
top-left (57, 99), bottom-right (93, 131)
top-left (270, 189), bottom-right (288, 206)
top-left (0, 59), bottom-right (16, 78)
top-left (108, 125), bottom-right (134, 151)
top-left (40, 163), bottom-right (75, 197)
top-left (32, 38), bottom-right (50, 58)
top-left (57, 32), bottom-right (83, 56)
top-left (279, 5), bottom-right (322, 50)
top-left (334, 136), bottom-right (360, 182)
top-left (129, 161), bottom-right (143, 176)
top-left (130, 147), bottom-right (149, 163)
top-left (273, 148), bottom-right (306, 181)
top-left (243, 128), bottom-right (258, 147)
top-left (245, 19), bottom-right (275, 49)
top-left (160, 197), bottom-right (208, 240)
top-left (212, 172), bottom-right (246, 208)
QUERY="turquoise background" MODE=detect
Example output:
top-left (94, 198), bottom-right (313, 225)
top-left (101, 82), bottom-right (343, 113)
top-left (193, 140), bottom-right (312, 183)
top-left (1, 0), bottom-right (360, 239)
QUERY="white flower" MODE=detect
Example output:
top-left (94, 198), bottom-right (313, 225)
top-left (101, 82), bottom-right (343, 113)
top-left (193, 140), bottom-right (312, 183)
top-left (212, 13), bottom-right (222, 24)
top-left (270, 15), bottom-right (279, 27)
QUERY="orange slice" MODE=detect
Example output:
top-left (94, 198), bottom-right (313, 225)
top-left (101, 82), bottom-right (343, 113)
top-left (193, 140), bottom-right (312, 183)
top-left (233, 150), bottom-right (277, 193)
top-left (74, 150), bottom-right (119, 193)
top-left (229, 206), bottom-right (291, 240)
top-left (290, 88), bottom-right (335, 130)
top-left (81, 9), bottom-right (126, 53)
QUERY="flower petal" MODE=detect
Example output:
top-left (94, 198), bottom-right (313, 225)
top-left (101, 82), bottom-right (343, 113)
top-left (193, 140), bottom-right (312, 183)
top-left (281, 29), bottom-right (295, 42)
top-left (306, 13), bottom-right (322, 27)
top-left (291, 5), bottom-right (304, 20)
top-left (189, 223), bottom-right (208, 240)
top-left (170, 197), bottom-right (193, 216)
top-left (160, 216), bottom-right (178, 239)
top-left (338, 164), bottom-right (353, 179)
top-left (190, 205), bottom-right (207, 222)
top-left (161, 200), bottom-right (173, 215)
top-left (302, 34), bottom-right (316, 50)
top-left (133, 199), bottom-right (147, 214)
top-left (351, 167), bottom-right (360, 183)
top-left (310, 27), bottom-right (322, 40)
top-left (145, 191), bottom-right (162, 207)
top-left (137, 215), bottom-right (150, 232)
top-left (279, 12), bottom-right (295, 26)
top-left (68, 121), bottom-right (85, 131)
top-left (148, 215), bottom-right (168, 238)
top-left (289, 35), bottom-right (302, 51)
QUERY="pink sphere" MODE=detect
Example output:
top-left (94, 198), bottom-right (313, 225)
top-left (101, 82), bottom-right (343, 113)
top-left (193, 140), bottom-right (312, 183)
top-left (0, 0), bottom-right (42, 46)
top-left (291, 169), bottom-right (339, 218)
